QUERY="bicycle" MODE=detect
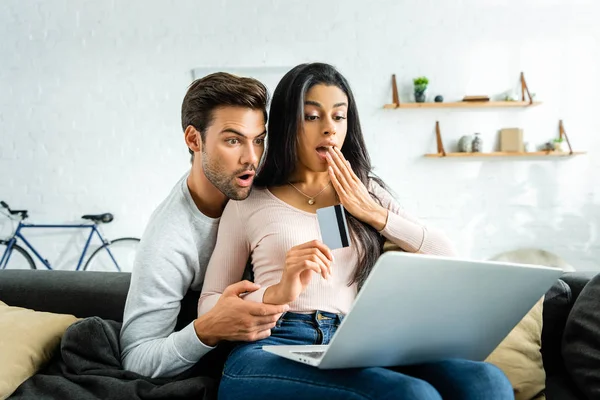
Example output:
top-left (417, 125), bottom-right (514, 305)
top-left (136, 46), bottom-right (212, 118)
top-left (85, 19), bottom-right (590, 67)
top-left (0, 201), bottom-right (140, 272)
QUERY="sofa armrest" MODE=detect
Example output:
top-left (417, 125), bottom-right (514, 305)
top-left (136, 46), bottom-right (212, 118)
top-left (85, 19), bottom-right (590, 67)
top-left (557, 272), bottom-right (597, 302)
top-left (0, 270), bottom-right (131, 322)
top-left (542, 271), bottom-right (598, 377)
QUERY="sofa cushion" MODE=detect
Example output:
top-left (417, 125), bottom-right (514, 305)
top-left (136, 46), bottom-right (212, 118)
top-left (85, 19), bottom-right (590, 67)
top-left (0, 300), bottom-right (78, 399)
top-left (562, 272), bottom-right (600, 399)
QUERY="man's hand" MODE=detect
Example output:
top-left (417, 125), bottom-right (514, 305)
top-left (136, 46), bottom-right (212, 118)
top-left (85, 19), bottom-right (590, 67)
top-left (194, 280), bottom-right (289, 346)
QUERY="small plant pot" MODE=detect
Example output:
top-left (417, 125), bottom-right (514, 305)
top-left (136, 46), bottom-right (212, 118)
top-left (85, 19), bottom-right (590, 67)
top-left (553, 141), bottom-right (565, 152)
top-left (415, 91), bottom-right (426, 103)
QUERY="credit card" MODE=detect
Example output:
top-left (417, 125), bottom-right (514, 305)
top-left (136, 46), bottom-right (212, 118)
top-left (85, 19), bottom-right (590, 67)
top-left (316, 204), bottom-right (351, 250)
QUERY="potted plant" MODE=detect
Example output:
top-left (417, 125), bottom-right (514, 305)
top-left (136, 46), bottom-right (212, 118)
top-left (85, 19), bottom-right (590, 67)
top-left (552, 137), bottom-right (565, 152)
top-left (413, 76), bottom-right (429, 103)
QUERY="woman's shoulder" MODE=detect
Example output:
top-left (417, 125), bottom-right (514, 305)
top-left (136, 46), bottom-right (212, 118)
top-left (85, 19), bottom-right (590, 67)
top-left (249, 186), bottom-right (271, 199)
top-left (232, 187), bottom-right (272, 209)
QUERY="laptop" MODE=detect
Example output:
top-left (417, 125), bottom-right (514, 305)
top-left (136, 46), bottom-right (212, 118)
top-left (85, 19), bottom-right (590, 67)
top-left (262, 251), bottom-right (562, 369)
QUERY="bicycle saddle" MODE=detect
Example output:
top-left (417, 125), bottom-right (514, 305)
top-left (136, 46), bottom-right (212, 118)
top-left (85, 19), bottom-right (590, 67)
top-left (81, 213), bottom-right (114, 224)
top-left (1, 201), bottom-right (29, 219)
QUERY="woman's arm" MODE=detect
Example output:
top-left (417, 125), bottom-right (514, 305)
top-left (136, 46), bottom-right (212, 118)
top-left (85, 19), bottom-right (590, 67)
top-left (325, 146), bottom-right (456, 257)
top-left (369, 181), bottom-right (457, 256)
top-left (196, 200), bottom-right (289, 346)
top-left (198, 201), bottom-right (255, 315)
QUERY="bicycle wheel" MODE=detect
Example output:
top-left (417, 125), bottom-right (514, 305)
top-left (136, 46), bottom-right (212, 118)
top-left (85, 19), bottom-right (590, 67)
top-left (0, 241), bottom-right (36, 269)
top-left (83, 237), bottom-right (140, 272)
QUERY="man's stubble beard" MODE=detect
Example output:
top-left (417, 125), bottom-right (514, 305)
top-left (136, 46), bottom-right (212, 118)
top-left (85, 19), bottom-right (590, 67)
top-left (202, 150), bottom-right (254, 201)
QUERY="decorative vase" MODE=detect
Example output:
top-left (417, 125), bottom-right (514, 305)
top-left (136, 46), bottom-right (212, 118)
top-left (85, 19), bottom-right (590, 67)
top-left (434, 95), bottom-right (444, 103)
top-left (543, 142), bottom-right (554, 151)
top-left (415, 91), bottom-right (426, 103)
top-left (458, 135), bottom-right (473, 152)
top-left (472, 133), bottom-right (483, 153)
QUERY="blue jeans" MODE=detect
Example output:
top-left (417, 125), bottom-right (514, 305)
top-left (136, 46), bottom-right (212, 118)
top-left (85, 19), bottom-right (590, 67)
top-left (219, 311), bottom-right (513, 400)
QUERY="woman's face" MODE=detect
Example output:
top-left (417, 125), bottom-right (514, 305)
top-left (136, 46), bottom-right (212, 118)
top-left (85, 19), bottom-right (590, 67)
top-left (296, 84), bottom-right (349, 174)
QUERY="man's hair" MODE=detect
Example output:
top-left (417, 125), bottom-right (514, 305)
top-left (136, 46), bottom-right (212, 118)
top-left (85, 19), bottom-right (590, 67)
top-left (181, 72), bottom-right (269, 157)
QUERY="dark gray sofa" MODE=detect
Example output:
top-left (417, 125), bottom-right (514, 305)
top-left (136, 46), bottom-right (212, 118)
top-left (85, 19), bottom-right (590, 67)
top-left (0, 269), bottom-right (597, 399)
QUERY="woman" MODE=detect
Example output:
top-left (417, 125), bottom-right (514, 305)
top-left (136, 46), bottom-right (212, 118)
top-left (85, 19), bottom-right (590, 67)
top-left (198, 63), bottom-right (512, 399)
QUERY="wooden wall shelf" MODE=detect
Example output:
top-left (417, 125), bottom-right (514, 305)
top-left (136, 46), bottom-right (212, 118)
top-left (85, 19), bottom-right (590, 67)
top-left (385, 73), bottom-right (586, 160)
top-left (387, 72), bottom-right (537, 108)
top-left (384, 101), bottom-right (541, 109)
top-left (424, 151), bottom-right (586, 158)
top-left (427, 120), bottom-right (585, 159)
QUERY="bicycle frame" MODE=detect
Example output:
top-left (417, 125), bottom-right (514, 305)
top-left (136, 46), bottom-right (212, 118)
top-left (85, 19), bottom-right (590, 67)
top-left (0, 221), bottom-right (118, 271)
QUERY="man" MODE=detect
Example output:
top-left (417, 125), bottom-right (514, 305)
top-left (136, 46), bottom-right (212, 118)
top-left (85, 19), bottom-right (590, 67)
top-left (120, 73), bottom-right (289, 378)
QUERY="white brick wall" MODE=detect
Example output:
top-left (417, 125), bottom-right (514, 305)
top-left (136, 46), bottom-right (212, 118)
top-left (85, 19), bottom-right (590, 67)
top-left (1, 0), bottom-right (599, 270)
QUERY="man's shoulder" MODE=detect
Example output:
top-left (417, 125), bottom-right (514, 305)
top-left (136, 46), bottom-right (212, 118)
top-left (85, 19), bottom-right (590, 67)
top-left (141, 176), bottom-right (217, 250)
top-left (146, 185), bottom-right (192, 232)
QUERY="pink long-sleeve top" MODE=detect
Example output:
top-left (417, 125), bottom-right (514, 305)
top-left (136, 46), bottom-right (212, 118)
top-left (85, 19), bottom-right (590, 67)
top-left (198, 181), bottom-right (457, 316)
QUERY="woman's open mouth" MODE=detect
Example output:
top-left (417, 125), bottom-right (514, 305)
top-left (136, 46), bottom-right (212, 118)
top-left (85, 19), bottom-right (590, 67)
top-left (316, 146), bottom-right (332, 162)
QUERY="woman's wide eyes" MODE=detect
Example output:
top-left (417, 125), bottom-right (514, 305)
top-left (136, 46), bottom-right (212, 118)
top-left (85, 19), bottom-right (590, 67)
top-left (304, 114), bottom-right (346, 121)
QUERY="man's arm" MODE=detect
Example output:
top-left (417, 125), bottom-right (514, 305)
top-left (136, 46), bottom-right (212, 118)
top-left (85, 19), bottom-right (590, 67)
top-left (194, 280), bottom-right (289, 345)
top-left (120, 201), bottom-right (289, 379)
top-left (120, 233), bottom-right (210, 378)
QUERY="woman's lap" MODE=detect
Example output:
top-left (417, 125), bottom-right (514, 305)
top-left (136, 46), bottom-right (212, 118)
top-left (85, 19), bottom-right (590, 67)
top-left (221, 340), bottom-right (441, 400)
top-left (218, 314), bottom-right (513, 400)
top-left (394, 359), bottom-right (513, 400)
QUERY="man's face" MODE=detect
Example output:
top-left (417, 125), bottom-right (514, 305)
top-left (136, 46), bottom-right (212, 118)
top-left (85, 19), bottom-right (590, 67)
top-left (201, 106), bottom-right (266, 200)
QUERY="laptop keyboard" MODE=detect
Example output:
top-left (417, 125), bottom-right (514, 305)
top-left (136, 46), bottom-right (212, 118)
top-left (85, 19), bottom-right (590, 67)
top-left (291, 351), bottom-right (326, 360)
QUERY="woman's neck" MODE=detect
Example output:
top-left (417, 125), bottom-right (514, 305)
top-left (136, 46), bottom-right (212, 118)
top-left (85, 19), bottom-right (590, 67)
top-left (267, 167), bottom-right (337, 213)
top-left (288, 169), bottom-right (330, 187)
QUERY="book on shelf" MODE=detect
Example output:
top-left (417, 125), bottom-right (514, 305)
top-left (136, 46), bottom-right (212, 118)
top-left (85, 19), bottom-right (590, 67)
top-left (462, 95), bottom-right (490, 102)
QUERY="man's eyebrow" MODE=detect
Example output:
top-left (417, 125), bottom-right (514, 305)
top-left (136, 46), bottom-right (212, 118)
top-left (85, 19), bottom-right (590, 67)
top-left (304, 100), bottom-right (348, 108)
top-left (220, 128), bottom-right (267, 137)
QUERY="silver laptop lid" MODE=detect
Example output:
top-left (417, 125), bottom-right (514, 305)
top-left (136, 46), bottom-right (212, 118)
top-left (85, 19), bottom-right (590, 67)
top-left (317, 252), bottom-right (562, 369)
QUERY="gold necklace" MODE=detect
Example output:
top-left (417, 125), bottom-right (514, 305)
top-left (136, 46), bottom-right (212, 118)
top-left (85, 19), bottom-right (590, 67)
top-left (288, 181), bottom-right (331, 205)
